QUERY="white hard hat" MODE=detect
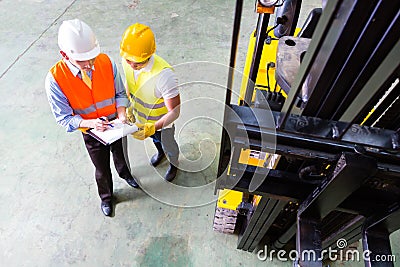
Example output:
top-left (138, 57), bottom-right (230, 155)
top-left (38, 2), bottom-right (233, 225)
top-left (58, 19), bottom-right (100, 61)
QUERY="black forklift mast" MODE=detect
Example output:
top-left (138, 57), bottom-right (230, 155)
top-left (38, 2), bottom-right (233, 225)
top-left (216, 0), bottom-right (400, 266)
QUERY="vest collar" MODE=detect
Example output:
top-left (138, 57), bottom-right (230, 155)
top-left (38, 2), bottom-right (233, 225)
top-left (64, 59), bottom-right (95, 77)
top-left (134, 55), bottom-right (154, 75)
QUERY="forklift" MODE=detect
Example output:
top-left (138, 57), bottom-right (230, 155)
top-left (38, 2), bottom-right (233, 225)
top-left (213, 0), bottom-right (400, 266)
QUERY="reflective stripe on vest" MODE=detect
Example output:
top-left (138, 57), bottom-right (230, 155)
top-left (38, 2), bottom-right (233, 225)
top-left (73, 98), bottom-right (116, 116)
top-left (122, 54), bottom-right (172, 124)
top-left (50, 53), bottom-right (117, 119)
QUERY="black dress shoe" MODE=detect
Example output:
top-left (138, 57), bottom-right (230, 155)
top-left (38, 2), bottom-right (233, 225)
top-left (150, 152), bottom-right (166, 167)
top-left (164, 164), bottom-right (178, 182)
top-left (125, 177), bottom-right (139, 188)
top-left (101, 201), bottom-right (112, 216)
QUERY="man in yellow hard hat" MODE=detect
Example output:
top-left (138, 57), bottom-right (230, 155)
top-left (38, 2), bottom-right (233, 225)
top-left (45, 19), bottom-right (139, 217)
top-left (120, 23), bottom-right (180, 182)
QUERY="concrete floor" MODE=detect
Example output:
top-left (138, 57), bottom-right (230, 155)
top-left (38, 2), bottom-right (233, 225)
top-left (0, 0), bottom-right (398, 266)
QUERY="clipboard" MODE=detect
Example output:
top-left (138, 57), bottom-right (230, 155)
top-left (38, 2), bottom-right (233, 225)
top-left (87, 119), bottom-right (139, 145)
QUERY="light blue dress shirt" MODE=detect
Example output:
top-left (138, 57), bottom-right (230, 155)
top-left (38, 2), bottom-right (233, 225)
top-left (45, 57), bottom-right (129, 132)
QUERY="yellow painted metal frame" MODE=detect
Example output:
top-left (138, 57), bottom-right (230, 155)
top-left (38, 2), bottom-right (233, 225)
top-left (217, 189), bottom-right (243, 210)
top-left (239, 27), bottom-right (301, 104)
top-left (238, 148), bottom-right (268, 167)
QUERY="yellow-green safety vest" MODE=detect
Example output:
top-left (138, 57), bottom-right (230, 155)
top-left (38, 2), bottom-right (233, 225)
top-left (122, 54), bottom-right (172, 124)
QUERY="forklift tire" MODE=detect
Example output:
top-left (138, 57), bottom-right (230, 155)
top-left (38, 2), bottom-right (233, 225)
top-left (212, 207), bottom-right (238, 234)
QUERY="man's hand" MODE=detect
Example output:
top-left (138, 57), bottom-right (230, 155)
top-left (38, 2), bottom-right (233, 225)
top-left (79, 118), bottom-right (111, 132)
top-left (95, 117), bottom-right (112, 132)
top-left (126, 105), bottom-right (136, 124)
top-left (132, 123), bottom-right (155, 140)
top-left (117, 106), bottom-right (127, 124)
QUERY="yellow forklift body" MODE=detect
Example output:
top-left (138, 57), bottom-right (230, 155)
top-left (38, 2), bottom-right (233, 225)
top-left (239, 27), bottom-right (301, 103)
top-left (216, 189), bottom-right (243, 210)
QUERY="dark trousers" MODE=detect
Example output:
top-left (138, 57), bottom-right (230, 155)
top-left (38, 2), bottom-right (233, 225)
top-left (151, 125), bottom-right (179, 165)
top-left (82, 134), bottom-right (133, 202)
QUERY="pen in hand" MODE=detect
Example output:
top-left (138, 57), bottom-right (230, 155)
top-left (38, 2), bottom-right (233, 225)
top-left (99, 117), bottom-right (114, 128)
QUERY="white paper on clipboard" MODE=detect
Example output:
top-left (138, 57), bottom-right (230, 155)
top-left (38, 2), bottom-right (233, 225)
top-left (87, 119), bottom-right (139, 145)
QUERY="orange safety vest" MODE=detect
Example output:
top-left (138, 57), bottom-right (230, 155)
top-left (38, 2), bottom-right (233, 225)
top-left (50, 53), bottom-right (117, 119)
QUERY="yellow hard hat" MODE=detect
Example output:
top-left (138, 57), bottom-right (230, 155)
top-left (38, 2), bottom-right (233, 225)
top-left (120, 23), bottom-right (156, 62)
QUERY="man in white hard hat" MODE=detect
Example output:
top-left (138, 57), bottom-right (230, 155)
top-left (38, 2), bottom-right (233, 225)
top-left (45, 19), bottom-right (139, 217)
